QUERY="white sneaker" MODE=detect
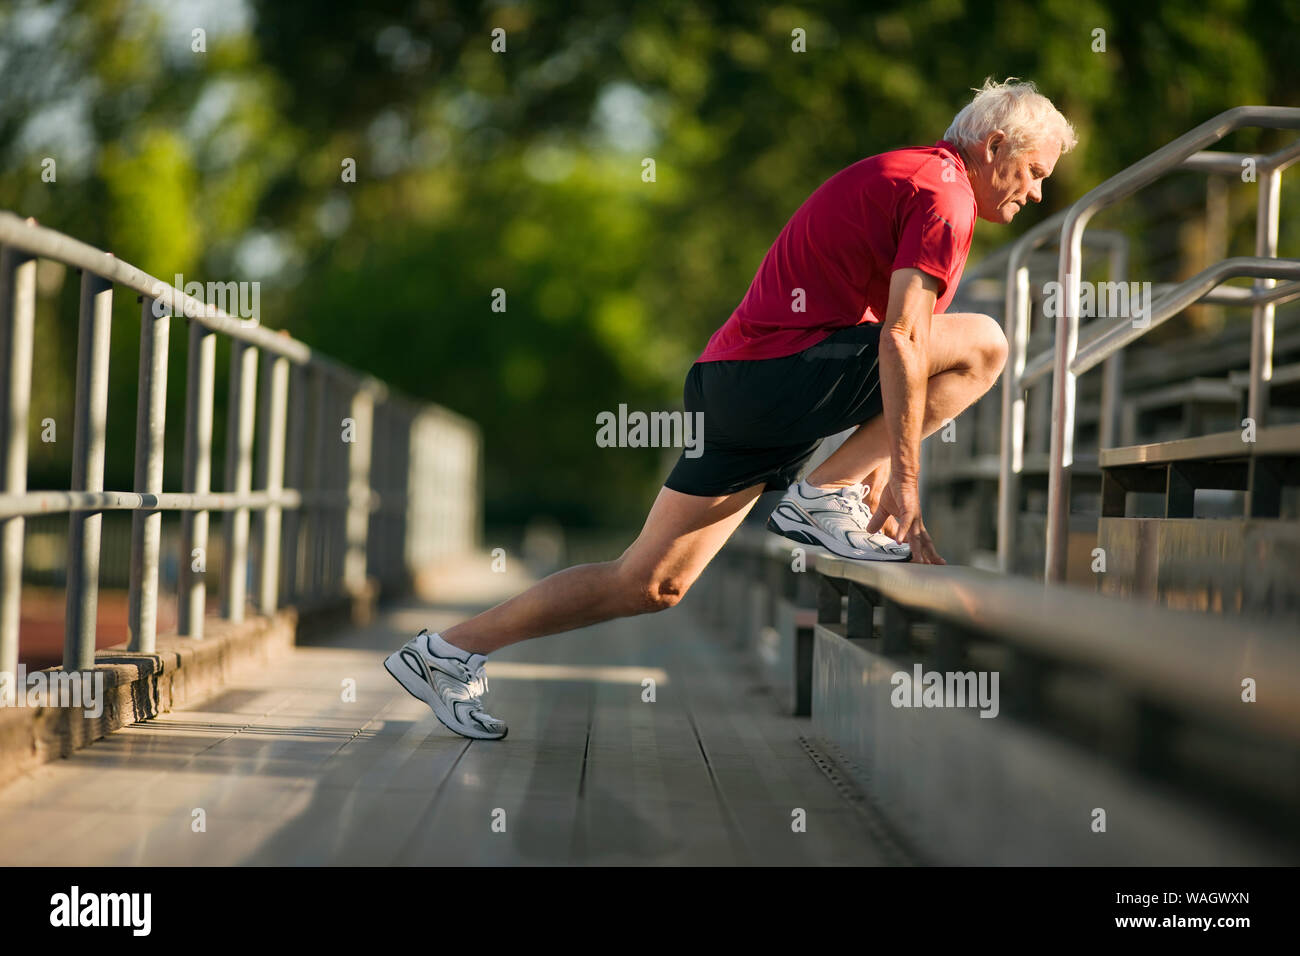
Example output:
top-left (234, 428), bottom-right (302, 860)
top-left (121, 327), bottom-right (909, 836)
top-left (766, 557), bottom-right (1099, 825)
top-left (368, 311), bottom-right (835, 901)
top-left (766, 480), bottom-right (911, 561)
top-left (384, 629), bottom-right (508, 740)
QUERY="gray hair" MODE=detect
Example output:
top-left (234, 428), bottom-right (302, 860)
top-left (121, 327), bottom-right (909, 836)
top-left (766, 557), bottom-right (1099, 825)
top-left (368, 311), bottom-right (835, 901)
top-left (944, 78), bottom-right (1078, 156)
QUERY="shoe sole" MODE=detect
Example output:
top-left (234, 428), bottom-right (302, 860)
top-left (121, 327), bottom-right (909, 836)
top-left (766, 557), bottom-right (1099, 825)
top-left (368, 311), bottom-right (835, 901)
top-left (384, 649), bottom-right (508, 741)
top-left (766, 504), bottom-right (911, 562)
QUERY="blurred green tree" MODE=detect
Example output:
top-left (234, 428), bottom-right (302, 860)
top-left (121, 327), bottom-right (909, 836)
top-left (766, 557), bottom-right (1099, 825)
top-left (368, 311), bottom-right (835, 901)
top-left (1, 0), bottom-right (1296, 531)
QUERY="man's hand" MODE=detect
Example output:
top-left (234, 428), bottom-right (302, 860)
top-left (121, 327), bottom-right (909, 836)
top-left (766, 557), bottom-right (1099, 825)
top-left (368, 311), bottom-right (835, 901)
top-left (866, 478), bottom-right (945, 565)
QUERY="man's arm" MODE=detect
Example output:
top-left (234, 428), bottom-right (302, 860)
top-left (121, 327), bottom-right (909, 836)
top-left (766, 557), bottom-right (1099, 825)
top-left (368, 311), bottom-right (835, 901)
top-left (866, 267), bottom-right (945, 564)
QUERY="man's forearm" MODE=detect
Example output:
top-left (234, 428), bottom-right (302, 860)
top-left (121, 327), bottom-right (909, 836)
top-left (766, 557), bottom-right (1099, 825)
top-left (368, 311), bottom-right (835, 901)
top-left (878, 329), bottom-right (929, 484)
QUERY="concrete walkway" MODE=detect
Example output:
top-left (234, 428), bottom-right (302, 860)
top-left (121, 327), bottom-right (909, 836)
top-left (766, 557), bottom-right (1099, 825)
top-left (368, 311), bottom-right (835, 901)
top-left (0, 583), bottom-right (890, 865)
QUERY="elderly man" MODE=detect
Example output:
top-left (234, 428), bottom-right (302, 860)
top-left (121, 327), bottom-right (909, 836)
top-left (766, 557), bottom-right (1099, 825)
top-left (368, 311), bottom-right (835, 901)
top-left (386, 78), bottom-right (1078, 740)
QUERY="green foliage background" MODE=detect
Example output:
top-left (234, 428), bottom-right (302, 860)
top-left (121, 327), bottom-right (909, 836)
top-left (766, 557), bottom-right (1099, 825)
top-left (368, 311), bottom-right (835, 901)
top-left (2, 0), bottom-right (1297, 533)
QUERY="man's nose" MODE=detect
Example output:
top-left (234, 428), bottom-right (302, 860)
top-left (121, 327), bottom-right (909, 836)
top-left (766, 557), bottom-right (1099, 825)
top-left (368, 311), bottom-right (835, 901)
top-left (1028, 182), bottom-right (1043, 203)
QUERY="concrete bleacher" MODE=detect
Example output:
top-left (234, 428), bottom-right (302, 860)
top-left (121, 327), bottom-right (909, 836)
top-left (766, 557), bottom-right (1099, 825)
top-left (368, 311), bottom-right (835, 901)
top-left (692, 529), bottom-right (1300, 865)
top-left (1096, 422), bottom-right (1300, 620)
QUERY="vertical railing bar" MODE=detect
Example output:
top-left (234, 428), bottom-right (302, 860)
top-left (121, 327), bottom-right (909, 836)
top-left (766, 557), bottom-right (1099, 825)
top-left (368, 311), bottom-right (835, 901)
top-left (406, 408), bottom-right (416, 583)
top-left (367, 401), bottom-right (382, 587)
top-left (387, 405), bottom-right (398, 586)
top-left (221, 340), bottom-right (259, 623)
top-left (178, 318), bottom-right (217, 638)
top-left (380, 402), bottom-right (390, 586)
top-left (308, 368), bottom-right (328, 602)
top-left (326, 377), bottom-right (336, 601)
top-left (257, 353), bottom-right (290, 615)
top-left (0, 247), bottom-right (36, 703)
top-left (280, 362), bottom-right (308, 605)
top-left (1097, 241), bottom-right (1128, 452)
top-left (127, 295), bottom-right (170, 653)
top-left (379, 402), bottom-right (390, 585)
top-left (251, 355), bottom-right (269, 608)
top-left (320, 378), bottom-right (332, 600)
top-left (403, 411), bottom-right (413, 578)
top-left (345, 384), bottom-right (375, 601)
top-left (1046, 228), bottom-right (1085, 583)
top-left (64, 271), bottom-right (113, 671)
top-left (336, 385), bottom-right (347, 595)
top-left (1248, 167), bottom-right (1280, 428)
top-left (997, 262), bottom-right (1031, 573)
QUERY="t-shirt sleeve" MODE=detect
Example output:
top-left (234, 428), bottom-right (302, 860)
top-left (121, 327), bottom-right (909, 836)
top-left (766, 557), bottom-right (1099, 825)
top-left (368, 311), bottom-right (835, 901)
top-left (891, 183), bottom-right (971, 296)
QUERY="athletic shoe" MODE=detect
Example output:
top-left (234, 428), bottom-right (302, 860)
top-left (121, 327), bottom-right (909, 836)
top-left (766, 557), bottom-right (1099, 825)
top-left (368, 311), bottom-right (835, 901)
top-left (383, 629), bottom-right (508, 740)
top-left (766, 479), bottom-right (911, 561)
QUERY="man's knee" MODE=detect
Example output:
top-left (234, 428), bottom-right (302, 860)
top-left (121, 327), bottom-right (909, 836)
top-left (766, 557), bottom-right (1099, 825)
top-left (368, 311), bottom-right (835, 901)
top-left (973, 313), bottom-right (1008, 385)
top-left (613, 558), bottom-right (691, 614)
top-left (628, 576), bottom-right (689, 614)
top-left (930, 312), bottom-right (1007, 385)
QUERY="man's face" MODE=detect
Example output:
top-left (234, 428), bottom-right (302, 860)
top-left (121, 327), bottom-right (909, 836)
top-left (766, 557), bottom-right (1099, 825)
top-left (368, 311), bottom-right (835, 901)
top-left (969, 131), bottom-right (1061, 224)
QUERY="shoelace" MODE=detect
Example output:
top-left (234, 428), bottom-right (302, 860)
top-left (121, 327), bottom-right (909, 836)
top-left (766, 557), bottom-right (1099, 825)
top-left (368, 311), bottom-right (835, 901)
top-left (833, 482), bottom-right (873, 526)
top-left (855, 483), bottom-right (876, 525)
top-left (837, 484), bottom-right (904, 550)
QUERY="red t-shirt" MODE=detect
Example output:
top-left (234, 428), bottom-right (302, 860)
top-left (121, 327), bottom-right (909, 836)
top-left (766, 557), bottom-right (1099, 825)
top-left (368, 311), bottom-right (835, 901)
top-left (697, 140), bottom-right (976, 362)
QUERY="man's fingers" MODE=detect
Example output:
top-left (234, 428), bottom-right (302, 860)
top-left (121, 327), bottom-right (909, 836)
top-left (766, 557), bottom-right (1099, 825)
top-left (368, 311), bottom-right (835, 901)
top-left (894, 514), bottom-right (916, 545)
top-left (913, 530), bottom-right (945, 565)
top-left (865, 508), bottom-right (888, 534)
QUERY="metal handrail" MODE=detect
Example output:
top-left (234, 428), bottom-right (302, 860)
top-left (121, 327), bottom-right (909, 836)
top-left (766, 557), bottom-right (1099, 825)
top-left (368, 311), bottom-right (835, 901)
top-left (1045, 106), bottom-right (1300, 581)
top-left (0, 213), bottom-right (481, 696)
top-left (1011, 277), bottom-right (1300, 388)
top-left (1072, 257), bottom-right (1300, 376)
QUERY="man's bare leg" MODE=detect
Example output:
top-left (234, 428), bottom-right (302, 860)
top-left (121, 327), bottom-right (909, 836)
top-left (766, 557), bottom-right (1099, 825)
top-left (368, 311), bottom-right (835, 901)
top-left (441, 483), bottom-right (766, 655)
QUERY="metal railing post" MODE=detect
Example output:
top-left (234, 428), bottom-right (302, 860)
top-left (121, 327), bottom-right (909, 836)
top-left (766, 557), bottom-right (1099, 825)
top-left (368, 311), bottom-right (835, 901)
top-left (256, 352), bottom-right (290, 614)
top-left (1045, 231), bottom-right (1085, 583)
top-left (996, 262), bottom-right (1031, 573)
top-left (64, 270), bottom-right (113, 670)
top-left (1248, 167), bottom-right (1280, 428)
top-left (1097, 241), bottom-right (1129, 451)
top-left (369, 401), bottom-right (386, 586)
top-left (334, 384), bottom-right (348, 595)
top-left (127, 295), bottom-right (170, 652)
top-left (345, 385), bottom-right (374, 597)
top-left (0, 247), bottom-right (36, 701)
top-left (280, 363), bottom-right (308, 605)
top-left (221, 340), bottom-right (259, 622)
top-left (178, 318), bottom-right (217, 638)
top-left (308, 369), bottom-right (328, 601)
top-left (329, 384), bottom-right (342, 596)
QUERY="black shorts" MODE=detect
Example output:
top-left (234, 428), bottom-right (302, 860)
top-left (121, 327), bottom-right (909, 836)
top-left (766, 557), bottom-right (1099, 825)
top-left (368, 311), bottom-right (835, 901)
top-left (664, 322), bottom-right (886, 496)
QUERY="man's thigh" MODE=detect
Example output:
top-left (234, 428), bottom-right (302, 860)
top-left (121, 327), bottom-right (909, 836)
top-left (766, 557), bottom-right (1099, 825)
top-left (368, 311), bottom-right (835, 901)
top-left (927, 312), bottom-right (1003, 377)
top-left (616, 483), bottom-right (765, 591)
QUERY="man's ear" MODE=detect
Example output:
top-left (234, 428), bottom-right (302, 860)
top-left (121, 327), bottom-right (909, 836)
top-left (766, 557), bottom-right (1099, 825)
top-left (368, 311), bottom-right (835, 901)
top-left (987, 129), bottom-right (1006, 160)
